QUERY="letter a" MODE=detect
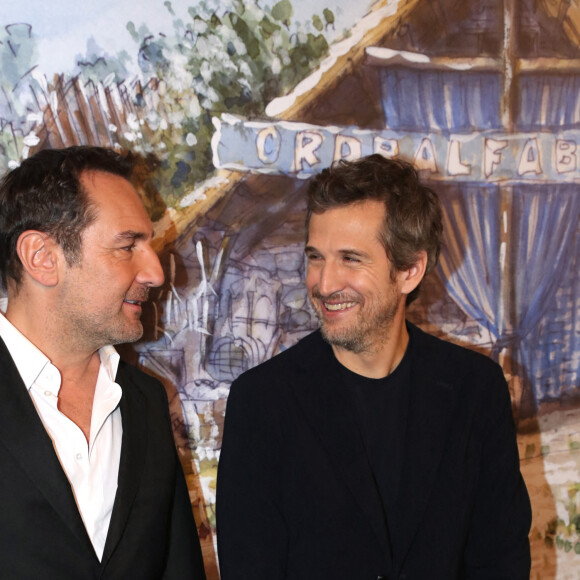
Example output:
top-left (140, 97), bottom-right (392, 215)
top-left (518, 138), bottom-right (542, 176)
top-left (414, 138), bottom-right (438, 173)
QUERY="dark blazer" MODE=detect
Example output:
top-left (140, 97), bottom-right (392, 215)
top-left (0, 337), bottom-right (206, 579)
top-left (217, 323), bottom-right (531, 580)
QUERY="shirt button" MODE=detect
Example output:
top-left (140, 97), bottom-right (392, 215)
top-left (44, 391), bottom-right (51, 397)
top-left (76, 453), bottom-right (83, 460)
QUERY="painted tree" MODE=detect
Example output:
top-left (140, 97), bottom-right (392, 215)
top-left (0, 1), bottom-right (333, 201)
top-left (0, 23), bottom-right (43, 171)
top-left (122, 0), bottom-right (334, 205)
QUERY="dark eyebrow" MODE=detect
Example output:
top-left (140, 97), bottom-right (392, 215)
top-left (339, 249), bottom-right (368, 259)
top-left (304, 246), bottom-right (370, 260)
top-left (114, 230), bottom-right (152, 242)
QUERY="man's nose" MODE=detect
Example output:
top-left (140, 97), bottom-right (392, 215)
top-left (317, 262), bottom-right (344, 297)
top-left (137, 246), bottom-right (165, 288)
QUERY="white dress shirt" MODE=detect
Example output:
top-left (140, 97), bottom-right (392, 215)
top-left (0, 312), bottom-right (123, 561)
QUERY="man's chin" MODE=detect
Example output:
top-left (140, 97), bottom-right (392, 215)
top-left (320, 325), bottom-right (366, 354)
top-left (109, 323), bottom-right (144, 346)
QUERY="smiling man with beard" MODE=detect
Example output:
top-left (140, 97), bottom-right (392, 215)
top-left (217, 154), bottom-right (531, 580)
top-left (0, 146), bottom-right (206, 579)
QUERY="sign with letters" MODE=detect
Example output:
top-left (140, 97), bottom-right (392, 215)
top-left (212, 114), bottom-right (580, 183)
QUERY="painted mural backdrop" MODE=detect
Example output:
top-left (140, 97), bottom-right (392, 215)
top-left (1, 0), bottom-right (579, 578)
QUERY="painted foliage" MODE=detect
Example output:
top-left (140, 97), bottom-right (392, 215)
top-left (1, 0), bottom-right (579, 578)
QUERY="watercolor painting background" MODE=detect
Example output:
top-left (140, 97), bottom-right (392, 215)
top-left (1, 0), bottom-right (579, 577)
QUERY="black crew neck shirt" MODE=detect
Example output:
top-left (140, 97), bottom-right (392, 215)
top-left (336, 337), bottom-right (413, 524)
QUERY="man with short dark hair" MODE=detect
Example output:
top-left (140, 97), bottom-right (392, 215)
top-left (0, 146), bottom-right (206, 578)
top-left (217, 154), bottom-right (531, 579)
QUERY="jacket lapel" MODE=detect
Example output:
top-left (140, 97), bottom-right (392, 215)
top-left (0, 338), bottom-right (96, 556)
top-left (290, 332), bottom-right (393, 565)
top-left (391, 324), bottom-right (458, 572)
top-left (101, 363), bottom-right (147, 565)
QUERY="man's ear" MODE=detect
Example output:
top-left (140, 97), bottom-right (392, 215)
top-left (16, 231), bottom-right (61, 288)
top-left (397, 250), bottom-right (428, 296)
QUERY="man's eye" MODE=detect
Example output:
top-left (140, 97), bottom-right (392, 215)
top-left (344, 256), bottom-right (360, 263)
top-left (121, 244), bottom-right (136, 252)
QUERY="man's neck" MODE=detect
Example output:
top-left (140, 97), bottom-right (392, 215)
top-left (5, 299), bottom-right (99, 386)
top-left (331, 315), bottom-right (409, 379)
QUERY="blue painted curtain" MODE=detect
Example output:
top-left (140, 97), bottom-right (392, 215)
top-left (437, 182), bottom-right (580, 403)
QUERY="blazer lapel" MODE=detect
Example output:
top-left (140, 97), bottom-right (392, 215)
top-left (391, 325), bottom-right (458, 572)
top-left (101, 364), bottom-right (147, 565)
top-left (0, 339), bottom-right (96, 556)
top-left (290, 333), bottom-right (393, 564)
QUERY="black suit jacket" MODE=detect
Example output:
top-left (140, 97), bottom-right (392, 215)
top-left (217, 323), bottom-right (531, 579)
top-left (0, 337), bottom-right (206, 579)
